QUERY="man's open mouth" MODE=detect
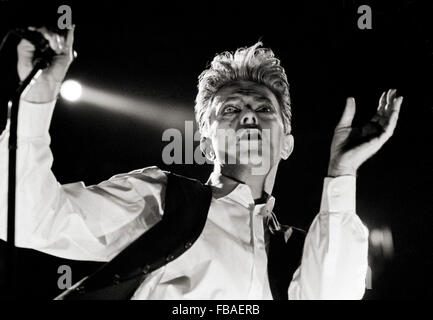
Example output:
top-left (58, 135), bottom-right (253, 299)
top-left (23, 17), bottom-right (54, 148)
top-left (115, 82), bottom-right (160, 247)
top-left (236, 128), bottom-right (262, 141)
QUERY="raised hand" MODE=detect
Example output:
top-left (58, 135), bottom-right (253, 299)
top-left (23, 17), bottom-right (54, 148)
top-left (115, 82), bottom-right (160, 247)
top-left (327, 89), bottom-right (403, 177)
top-left (17, 26), bottom-right (76, 103)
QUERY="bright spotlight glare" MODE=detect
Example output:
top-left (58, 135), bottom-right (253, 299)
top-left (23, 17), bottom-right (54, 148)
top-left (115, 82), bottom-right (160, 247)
top-left (61, 80), bottom-right (82, 102)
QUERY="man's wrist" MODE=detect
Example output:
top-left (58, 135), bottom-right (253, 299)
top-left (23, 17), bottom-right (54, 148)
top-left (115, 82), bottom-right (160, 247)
top-left (327, 162), bottom-right (357, 178)
top-left (21, 80), bottom-right (61, 104)
top-left (327, 170), bottom-right (357, 178)
top-left (17, 99), bottom-right (56, 137)
top-left (320, 175), bottom-right (357, 213)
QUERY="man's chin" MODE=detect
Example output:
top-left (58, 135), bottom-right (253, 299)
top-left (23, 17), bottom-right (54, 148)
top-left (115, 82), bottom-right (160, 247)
top-left (222, 153), bottom-right (271, 172)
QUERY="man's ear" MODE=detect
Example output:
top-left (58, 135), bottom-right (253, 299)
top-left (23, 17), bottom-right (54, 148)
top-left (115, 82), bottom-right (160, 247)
top-left (280, 134), bottom-right (294, 160)
top-left (200, 137), bottom-right (216, 161)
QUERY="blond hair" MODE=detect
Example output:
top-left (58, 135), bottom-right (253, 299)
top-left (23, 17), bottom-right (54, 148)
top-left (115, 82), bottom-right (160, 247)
top-left (195, 42), bottom-right (292, 136)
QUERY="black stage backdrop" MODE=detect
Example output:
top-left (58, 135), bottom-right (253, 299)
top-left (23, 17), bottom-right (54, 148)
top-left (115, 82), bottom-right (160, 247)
top-left (0, 0), bottom-right (432, 299)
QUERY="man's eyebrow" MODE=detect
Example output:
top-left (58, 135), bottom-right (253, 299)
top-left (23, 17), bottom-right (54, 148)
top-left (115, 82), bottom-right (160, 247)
top-left (253, 96), bottom-right (272, 104)
top-left (222, 95), bottom-right (273, 104)
top-left (221, 96), bottom-right (242, 105)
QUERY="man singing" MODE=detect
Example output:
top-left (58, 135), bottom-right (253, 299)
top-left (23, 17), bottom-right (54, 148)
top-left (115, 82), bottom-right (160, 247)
top-left (0, 26), bottom-right (402, 299)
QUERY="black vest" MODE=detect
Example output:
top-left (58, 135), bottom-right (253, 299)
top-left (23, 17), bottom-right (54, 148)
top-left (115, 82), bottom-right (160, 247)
top-left (57, 172), bottom-right (305, 300)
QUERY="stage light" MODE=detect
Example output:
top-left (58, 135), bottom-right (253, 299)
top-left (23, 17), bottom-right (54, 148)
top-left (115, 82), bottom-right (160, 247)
top-left (370, 226), bottom-right (394, 259)
top-left (60, 82), bottom-right (192, 130)
top-left (82, 86), bottom-right (193, 130)
top-left (60, 80), bottom-right (82, 102)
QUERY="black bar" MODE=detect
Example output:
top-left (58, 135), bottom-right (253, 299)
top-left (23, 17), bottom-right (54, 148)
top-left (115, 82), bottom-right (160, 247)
top-left (6, 58), bottom-right (50, 298)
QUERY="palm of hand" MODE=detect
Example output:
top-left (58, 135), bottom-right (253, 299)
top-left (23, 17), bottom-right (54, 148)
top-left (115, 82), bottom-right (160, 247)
top-left (328, 89), bottom-right (403, 177)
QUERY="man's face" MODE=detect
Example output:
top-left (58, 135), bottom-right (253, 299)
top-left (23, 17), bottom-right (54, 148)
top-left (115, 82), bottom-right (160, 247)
top-left (202, 81), bottom-right (293, 174)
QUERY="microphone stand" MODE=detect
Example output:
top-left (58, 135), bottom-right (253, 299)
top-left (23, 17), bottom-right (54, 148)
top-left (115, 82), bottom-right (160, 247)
top-left (5, 56), bottom-right (51, 298)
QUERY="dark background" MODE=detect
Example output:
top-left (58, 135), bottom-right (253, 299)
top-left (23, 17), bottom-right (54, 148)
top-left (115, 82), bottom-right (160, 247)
top-left (0, 0), bottom-right (432, 299)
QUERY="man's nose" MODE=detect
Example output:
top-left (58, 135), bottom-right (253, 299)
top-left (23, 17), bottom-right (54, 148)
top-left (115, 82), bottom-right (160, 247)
top-left (240, 108), bottom-right (258, 126)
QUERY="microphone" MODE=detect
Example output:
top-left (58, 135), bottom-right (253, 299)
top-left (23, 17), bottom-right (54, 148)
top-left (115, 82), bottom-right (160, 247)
top-left (11, 27), bottom-right (56, 58)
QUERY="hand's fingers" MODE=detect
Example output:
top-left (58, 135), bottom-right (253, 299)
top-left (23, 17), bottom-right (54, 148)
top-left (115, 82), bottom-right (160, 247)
top-left (56, 34), bottom-right (64, 51)
top-left (66, 25), bottom-right (75, 48)
top-left (385, 89), bottom-right (397, 112)
top-left (17, 39), bottom-right (36, 66)
top-left (34, 26), bottom-right (68, 55)
top-left (377, 91), bottom-right (386, 116)
top-left (336, 97), bottom-right (356, 128)
top-left (65, 25), bottom-right (76, 60)
top-left (374, 90), bottom-right (399, 127)
top-left (391, 96), bottom-right (403, 114)
top-left (379, 96), bottom-right (402, 142)
top-left (34, 26), bottom-right (60, 53)
top-left (17, 38), bottom-right (36, 53)
top-left (386, 89), bottom-right (396, 105)
top-left (381, 94), bottom-right (403, 124)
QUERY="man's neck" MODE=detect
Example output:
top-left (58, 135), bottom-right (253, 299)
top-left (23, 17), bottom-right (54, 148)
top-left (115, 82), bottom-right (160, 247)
top-left (214, 164), bottom-right (278, 200)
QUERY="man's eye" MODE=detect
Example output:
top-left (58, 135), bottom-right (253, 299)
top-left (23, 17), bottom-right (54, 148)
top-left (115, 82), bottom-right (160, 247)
top-left (222, 105), bottom-right (239, 114)
top-left (257, 105), bottom-right (273, 112)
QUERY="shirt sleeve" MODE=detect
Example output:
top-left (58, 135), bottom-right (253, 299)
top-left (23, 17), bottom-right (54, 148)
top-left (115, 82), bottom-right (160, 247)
top-left (0, 100), bottom-right (167, 262)
top-left (288, 176), bottom-right (369, 300)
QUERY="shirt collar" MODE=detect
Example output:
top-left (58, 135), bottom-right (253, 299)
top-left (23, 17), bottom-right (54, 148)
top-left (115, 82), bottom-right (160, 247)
top-left (206, 172), bottom-right (276, 216)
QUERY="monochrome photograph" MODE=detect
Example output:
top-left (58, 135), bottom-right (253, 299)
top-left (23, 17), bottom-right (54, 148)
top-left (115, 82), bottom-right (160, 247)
top-left (0, 0), bottom-right (432, 302)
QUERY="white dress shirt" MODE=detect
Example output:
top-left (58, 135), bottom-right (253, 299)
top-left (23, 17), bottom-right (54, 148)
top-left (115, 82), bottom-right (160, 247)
top-left (0, 100), bottom-right (369, 299)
